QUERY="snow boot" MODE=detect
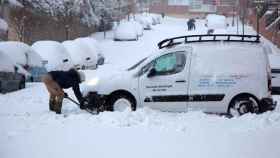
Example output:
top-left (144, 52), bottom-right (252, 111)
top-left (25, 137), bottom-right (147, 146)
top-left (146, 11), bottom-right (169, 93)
top-left (49, 95), bottom-right (63, 114)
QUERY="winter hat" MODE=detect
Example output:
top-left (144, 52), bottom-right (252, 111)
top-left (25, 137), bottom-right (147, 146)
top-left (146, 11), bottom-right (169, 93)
top-left (78, 71), bottom-right (86, 82)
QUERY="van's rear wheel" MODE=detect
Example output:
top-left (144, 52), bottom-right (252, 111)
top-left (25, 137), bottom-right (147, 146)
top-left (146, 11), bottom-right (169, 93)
top-left (228, 95), bottom-right (259, 117)
top-left (109, 94), bottom-right (136, 112)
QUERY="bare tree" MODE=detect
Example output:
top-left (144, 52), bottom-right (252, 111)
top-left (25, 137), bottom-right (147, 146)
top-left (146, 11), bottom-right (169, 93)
top-left (9, 4), bottom-right (34, 42)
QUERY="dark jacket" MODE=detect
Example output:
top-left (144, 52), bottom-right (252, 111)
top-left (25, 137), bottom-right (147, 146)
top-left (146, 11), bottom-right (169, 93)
top-left (48, 69), bottom-right (84, 104)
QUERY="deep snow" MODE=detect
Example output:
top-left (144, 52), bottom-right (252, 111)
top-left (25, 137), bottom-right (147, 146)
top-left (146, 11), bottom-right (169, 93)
top-left (1, 17), bottom-right (280, 158)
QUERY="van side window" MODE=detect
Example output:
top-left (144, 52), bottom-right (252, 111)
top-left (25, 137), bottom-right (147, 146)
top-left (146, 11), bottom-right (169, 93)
top-left (154, 52), bottom-right (186, 76)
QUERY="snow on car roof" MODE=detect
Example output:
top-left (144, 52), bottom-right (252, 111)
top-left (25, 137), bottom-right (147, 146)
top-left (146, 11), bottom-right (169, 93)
top-left (0, 41), bottom-right (43, 67)
top-left (32, 41), bottom-right (74, 71)
top-left (0, 50), bottom-right (15, 72)
top-left (62, 40), bottom-right (87, 65)
top-left (75, 37), bottom-right (100, 59)
top-left (0, 41), bottom-right (27, 66)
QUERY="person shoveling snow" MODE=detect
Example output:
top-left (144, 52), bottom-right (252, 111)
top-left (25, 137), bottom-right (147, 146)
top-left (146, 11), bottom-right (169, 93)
top-left (42, 68), bottom-right (86, 114)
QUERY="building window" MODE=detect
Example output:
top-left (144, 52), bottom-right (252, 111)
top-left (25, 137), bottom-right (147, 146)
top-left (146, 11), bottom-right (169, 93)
top-left (168, 0), bottom-right (190, 6)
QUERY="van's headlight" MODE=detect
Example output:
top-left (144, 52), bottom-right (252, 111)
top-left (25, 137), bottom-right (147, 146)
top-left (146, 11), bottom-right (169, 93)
top-left (87, 77), bottom-right (99, 86)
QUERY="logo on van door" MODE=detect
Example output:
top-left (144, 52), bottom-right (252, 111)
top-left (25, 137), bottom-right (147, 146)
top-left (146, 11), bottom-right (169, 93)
top-left (197, 75), bottom-right (248, 88)
top-left (146, 85), bottom-right (173, 92)
top-left (144, 94), bottom-right (225, 102)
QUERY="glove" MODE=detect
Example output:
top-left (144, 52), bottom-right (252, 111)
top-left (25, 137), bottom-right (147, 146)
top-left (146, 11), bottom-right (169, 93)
top-left (80, 100), bottom-right (88, 110)
top-left (64, 93), bottom-right (68, 98)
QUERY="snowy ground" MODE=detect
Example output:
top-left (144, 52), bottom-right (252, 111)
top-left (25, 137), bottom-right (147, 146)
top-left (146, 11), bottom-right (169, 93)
top-left (1, 17), bottom-right (280, 158)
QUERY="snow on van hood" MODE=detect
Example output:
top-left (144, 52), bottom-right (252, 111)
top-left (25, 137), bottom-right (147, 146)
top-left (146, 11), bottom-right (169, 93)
top-left (81, 66), bottom-right (133, 95)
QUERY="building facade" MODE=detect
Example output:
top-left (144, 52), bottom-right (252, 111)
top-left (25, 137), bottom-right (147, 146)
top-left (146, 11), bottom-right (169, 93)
top-left (150, 0), bottom-right (237, 18)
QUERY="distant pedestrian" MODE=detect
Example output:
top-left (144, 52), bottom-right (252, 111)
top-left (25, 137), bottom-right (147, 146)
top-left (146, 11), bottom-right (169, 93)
top-left (161, 12), bottom-right (165, 18)
top-left (190, 18), bottom-right (196, 30)
top-left (187, 18), bottom-right (196, 31)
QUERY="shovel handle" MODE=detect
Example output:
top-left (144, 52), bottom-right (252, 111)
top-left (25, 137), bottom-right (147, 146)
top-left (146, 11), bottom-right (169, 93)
top-left (65, 96), bottom-right (81, 106)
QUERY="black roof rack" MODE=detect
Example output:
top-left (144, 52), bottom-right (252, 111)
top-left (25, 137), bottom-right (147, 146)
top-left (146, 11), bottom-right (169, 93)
top-left (158, 34), bottom-right (260, 49)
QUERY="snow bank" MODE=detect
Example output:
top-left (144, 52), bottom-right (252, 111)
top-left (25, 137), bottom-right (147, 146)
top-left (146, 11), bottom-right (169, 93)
top-left (32, 41), bottom-right (74, 71)
top-left (0, 82), bottom-right (280, 158)
top-left (0, 18), bottom-right (8, 31)
top-left (0, 50), bottom-right (15, 72)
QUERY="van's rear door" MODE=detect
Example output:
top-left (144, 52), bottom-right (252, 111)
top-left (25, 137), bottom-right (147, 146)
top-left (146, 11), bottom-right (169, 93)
top-left (138, 50), bottom-right (191, 112)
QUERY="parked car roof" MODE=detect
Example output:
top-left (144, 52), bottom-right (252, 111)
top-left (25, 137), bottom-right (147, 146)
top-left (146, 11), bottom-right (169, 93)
top-left (62, 40), bottom-right (96, 69)
top-left (0, 41), bottom-right (43, 67)
top-left (32, 41), bottom-right (74, 71)
top-left (0, 50), bottom-right (15, 72)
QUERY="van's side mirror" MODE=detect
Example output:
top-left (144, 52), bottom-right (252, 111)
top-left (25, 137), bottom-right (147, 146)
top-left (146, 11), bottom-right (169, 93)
top-left (147, 68), bottom-right (157, 78)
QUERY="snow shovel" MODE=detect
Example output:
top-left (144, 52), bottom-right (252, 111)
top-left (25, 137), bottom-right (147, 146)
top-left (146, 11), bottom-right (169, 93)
top-left (64, 95), bottom-right (98, 115)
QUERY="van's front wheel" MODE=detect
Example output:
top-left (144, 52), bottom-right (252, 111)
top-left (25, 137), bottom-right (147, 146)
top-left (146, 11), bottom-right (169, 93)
top-left (109, 94), bottom-right (136, 112)
top-left (228, 95), bottom-right (259, 117)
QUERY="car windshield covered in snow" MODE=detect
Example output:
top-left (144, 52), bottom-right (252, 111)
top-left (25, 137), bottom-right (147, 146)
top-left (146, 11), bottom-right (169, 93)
top-left (127, 57), bottom-right (148, 71)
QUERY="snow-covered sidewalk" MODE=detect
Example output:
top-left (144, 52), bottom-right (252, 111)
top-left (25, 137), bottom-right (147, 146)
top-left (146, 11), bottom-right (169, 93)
top-left (1, 17), bottom-right (280, 158)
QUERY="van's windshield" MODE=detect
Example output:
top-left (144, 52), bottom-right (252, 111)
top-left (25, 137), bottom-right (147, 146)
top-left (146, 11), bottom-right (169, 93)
top-left (127, 57), bottom-right (148, 71)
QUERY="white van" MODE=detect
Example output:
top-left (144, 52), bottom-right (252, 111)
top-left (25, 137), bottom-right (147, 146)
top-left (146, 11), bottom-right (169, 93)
top-left (83, 35), bottom-right (276, 116)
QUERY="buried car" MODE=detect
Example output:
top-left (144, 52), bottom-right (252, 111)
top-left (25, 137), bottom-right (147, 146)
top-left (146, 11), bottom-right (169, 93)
top-left (32, 41), bottom-right (74, 71)
top-left (83, 34), bottom-right (276, 116)
top-left (114, 21), bottom-right (138, 41)
top-left (62, 40), bottom-right (97, 70)
top-left (0, 50), bottom-right (27, 93)
top-left (75, 37), bottom-right (104, 66)
top-left (0, 41), bottom-right (47, 82)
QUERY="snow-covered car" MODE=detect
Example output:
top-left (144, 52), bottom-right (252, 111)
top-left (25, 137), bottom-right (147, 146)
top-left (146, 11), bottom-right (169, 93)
top-left (83, 34), bottom-right (276, 116)
top-left (114, 22), bottom-right (138, 41)
top-left (135, 15), bottom-right (152, 30)
top-left (32, 41), bottom-right (74, 71)
top-left (150, 13), bottom-right (162, 24)
top-left (129, 20), bottom-right (144, 37)
top-left (75, 37), bottom-right (103, 66)
top-left (0, 41), bottom-right (47, 82)
top-left (0, 50), bottom-right (26, 93)
top-left (269, 54), bottom-right (280, 94)
top-left (62, 40), bottom-right (97, 70)
top-left (206, 14), bottom-right (228, 33)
